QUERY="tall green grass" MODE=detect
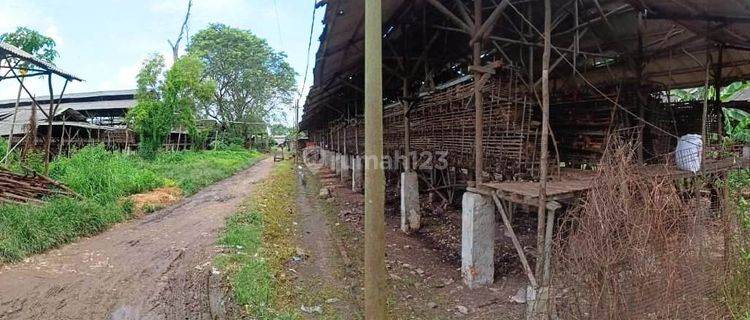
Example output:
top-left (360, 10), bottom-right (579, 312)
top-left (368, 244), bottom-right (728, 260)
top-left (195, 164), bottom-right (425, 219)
top-left (50, 146), bottom-right (163, 202)
top-left (724, 169), bottom-right (750, 319)
top-left (147, 150), bottom-right (261, 195)
top-left (0, 145), bottom-right (262, 262)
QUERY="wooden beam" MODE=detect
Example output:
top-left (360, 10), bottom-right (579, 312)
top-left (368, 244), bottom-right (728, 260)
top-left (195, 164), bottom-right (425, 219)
top-left (470, 0), bottom-right (510, 45)
top-left (492, 193), bottom-right (538, 287)
top-left (425, 0), bottom-right (473, 33)
top-left (645, 11), bottom-right (750, 24)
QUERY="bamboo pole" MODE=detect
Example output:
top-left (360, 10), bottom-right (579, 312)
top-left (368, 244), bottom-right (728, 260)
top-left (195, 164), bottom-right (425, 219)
top-left (364, 0), bottom-right (386, 318)
top-left (701, 50), bottom-right (711, 160)
top-left (473, 0), bottom-right (484, 184)
top-left (6, 75), bottom-right (24, 165)
top-left (536, 0), bottom-right (551, 279)
top-left (403, 80), bottom-right (411, 171)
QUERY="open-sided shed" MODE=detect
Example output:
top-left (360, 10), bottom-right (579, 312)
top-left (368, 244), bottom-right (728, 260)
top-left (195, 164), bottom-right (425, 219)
top-left (301, 0), bottom-right (750, 318)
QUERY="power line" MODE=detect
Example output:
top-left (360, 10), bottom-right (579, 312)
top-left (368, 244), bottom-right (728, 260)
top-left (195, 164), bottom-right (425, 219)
top-left (294, 0), bottom-right (318, 132)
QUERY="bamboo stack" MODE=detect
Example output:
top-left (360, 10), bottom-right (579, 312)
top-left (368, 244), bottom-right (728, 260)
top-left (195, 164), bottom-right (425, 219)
top-left (0, 168), bottom-right (78, 205)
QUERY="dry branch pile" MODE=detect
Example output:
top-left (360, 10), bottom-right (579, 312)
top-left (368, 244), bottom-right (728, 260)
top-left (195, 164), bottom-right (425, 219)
top-left (0, 168), bottom-right (78, 205)
top-left (553, 143), bottom-right (727, 319)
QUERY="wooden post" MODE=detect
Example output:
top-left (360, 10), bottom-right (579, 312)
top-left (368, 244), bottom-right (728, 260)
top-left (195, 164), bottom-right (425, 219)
top-left (701, 49), bottom-right (711, 159)
top-left (473, 0), bottom-right (484, 184)
top-left (44, 76), bottom-right (68, 174)
top-left (715, 44), bottom-right (724, 136)
top-left (536, 0), bottom-right (552, 279)
top-left (402, 80), bottom-right (411, 171)
top-left (58, 115), bottom-right (66, 155)
top-left (6, 75), bottom-right (24, 165)
top-left (636, 12), bottom-right (645, 164)
top-left (364, 0), bottom-right (387, 318)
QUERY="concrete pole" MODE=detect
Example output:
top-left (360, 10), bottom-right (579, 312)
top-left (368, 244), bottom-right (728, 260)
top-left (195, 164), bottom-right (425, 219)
top-left (536, 0), bottom-right (551, 279)
top-left (364, 0), bottom-right (387, 318)
top-left (473, 0), bottom-right (484, 184)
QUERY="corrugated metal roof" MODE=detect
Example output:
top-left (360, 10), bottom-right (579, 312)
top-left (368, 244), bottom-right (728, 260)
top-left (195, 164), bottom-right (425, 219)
top-left (0, 105), bottom-right (87, 136)
top-left (0, 89), bottom-right (135, 108)
top-left (301, 0), bottom-right (750, 130)
top-left (0, 91), bottom-right (135, 136)
top-left (0, 42), bottom-right (82, 81)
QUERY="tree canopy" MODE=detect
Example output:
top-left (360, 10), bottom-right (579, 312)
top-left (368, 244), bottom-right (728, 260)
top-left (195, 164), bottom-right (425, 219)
top-left (128, 54), bottom-right (215, 157)
top-left (0, 26), bottom-right (58, 63)
top-left (187, 23), bottom-right (296, 144)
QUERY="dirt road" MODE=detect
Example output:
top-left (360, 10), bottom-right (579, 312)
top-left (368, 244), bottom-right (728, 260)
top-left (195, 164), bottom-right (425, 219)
top-left (0, 157), bottom-right (275, 320)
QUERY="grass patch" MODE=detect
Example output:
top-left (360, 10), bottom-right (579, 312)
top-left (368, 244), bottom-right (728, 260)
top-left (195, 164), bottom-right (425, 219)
top-left (0, 145), bottom-right (262, 263)
top-left (723, 169), bottom-right (750, 319)
top-left (216, 160), bottom-right (299, 319)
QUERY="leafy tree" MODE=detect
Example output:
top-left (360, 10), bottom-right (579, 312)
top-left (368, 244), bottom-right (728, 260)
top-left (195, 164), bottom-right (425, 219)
top-left (187, 23), bottom-right (296, 145)
top-left (0, 26), bottom-right (58, 63)
top-left (269, 123), bottom-right (292, 137)
top-left (670, 81), bottom-right (750, 102)
top-left (128, 54), bottom-right (214, 158)
top-left (0, 27), bottom-right (59, 169)
top-left (162, 55), bottom-right (215, 148)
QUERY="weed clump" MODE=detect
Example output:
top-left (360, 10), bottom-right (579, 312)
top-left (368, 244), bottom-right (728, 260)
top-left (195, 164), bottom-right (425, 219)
top-left (216, 160), bottom-right (298, 319)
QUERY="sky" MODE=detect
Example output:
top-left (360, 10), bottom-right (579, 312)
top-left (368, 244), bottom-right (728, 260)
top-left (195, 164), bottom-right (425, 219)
top-left (0, 0), bottom-right (323, 126)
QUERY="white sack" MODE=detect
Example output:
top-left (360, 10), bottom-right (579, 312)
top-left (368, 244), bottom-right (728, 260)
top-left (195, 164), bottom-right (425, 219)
top-left (675, 134), bottom-right (702, 173)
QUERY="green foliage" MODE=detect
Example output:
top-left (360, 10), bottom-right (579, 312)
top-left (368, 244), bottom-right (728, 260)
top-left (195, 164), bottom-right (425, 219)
top-left (724, 170), bottom-right (750, 319)
top-left (147, 149), bottom-right (261, 195)
top-left (0, 198), bottom-right (119, 261)
top-left (187, 23), bottom-right (297, 144)
top-left (164, 55), bottom-right (215, 152)
top-left (216, 161), bottom-right (299, 319)
top-left (670, 81), bottom-right (750, 103)
top-left (128, 54), bottom-right (215, 158)
top-left (0, 146), bottom-right (261, 262)
top-left (723, 108), bottom-right (750, 143)
top-left (0, 26), bottom-right (58, 63)
top-left (270, 124), bottom-right (293, 137)
top-left (129, 54), bottom-right (169, 157)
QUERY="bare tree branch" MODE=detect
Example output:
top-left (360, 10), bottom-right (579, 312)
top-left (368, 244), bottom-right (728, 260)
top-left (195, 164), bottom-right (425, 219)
top-left (168, 0), bottom-right (193, 62)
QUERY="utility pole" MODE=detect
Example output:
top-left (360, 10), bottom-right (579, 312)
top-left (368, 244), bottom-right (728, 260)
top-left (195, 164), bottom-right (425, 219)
top-left (364, 0), bottom-right (386, 318)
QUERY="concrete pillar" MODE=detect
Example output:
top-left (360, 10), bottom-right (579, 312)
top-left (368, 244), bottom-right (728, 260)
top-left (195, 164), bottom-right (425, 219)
top-left (334, 153), bottom-right (341, 175)
top-left (461, 191), bottom-right (495, 288)
top-left (400, 171), bottom-right (420, 232)
top-left (352, 155), bottom-right (364, 193)
top-left (328, 151), bottom-right (336, 170)
top-left (341, 154), bottom-right (351, 181)
top-left (321, 149), bottom-right (328, 166)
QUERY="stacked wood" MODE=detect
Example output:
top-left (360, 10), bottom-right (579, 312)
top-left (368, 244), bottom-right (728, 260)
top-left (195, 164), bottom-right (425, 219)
top-left (0, 168), bottom-right (78, 205)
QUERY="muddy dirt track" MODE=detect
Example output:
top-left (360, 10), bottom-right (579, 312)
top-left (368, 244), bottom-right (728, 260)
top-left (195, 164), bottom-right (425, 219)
top-left (0, 157), bottom-right (275, 320)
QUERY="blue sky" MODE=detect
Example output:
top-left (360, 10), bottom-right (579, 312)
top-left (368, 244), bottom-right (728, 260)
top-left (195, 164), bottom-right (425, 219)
top-left (0, 0), bottom-right (323, 125)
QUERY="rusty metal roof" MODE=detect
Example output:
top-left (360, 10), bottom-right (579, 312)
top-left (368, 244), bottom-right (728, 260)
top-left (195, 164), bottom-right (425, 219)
top-left (0, 42), bottom-right (82, 82)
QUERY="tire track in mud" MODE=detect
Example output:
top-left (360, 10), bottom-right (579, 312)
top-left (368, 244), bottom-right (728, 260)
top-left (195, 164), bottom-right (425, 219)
top-left (0, 157), bottom-right (275, 320)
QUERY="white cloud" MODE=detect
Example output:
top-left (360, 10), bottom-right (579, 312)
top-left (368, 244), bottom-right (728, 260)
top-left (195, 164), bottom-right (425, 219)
top-left (44, 25), bottom-right (64, 47)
